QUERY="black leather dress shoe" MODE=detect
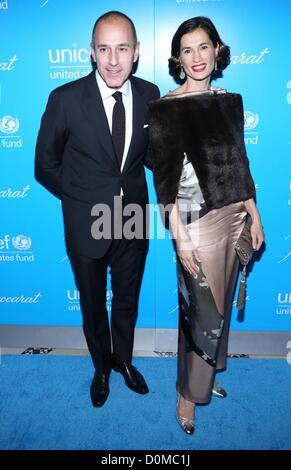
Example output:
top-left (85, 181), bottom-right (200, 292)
top-left (90, 370), bottom-right (111, 407)
top-left (113, 362), bottom-right (149, 394)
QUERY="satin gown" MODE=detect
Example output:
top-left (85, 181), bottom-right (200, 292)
top-left (176, 154), bottom-right (247, 403)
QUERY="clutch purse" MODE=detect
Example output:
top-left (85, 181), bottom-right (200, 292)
top-left (235, 216), bottom-right (254, 310)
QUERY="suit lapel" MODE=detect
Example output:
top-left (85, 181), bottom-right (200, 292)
top-left (122, 78), bottom-right (146, 173)
top-left (82, 72), bottom-right (117, 167)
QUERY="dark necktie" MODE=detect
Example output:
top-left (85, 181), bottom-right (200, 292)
top-left (112, 91), bottom-right (125, 168)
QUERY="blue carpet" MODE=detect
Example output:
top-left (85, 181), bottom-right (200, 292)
top-left (0, 356), bottom-right (290, 450)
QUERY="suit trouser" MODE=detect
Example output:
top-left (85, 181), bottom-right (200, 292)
top-left (68, 238), bottom-right (147, 375)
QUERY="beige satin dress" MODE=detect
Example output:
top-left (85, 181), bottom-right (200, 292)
top-left (176, 154), bottom-right (247, 403)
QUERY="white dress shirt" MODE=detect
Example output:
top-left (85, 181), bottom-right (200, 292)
top-left (96, 71), bottom-right (133, 173)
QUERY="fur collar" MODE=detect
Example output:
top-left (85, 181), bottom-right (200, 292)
top-left (149, 92), bottom-right (255, 210)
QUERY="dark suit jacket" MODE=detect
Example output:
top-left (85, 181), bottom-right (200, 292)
top-left (35, 71), bottom-right (160, 258)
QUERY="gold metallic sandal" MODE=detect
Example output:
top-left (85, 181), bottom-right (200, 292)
top-left (212, 380), bottom-right (227, 398)
top-left (176, 394), bottom-right (195, 435)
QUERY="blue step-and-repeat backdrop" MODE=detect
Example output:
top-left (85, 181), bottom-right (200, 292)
top-left (1, 0), bottom-right (290, 337)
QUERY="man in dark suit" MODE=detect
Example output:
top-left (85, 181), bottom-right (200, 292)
top-left (35, 11), bottom-right (159, 407)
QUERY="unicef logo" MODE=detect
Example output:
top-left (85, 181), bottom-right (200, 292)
top-left (0, 115), bottom-right (20, 134)
top-left (244, 111), bottom-right (259, 131)
top-left (12, 235), bottom-right (32, 251)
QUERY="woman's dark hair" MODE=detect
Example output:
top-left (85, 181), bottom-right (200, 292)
top-left (169, 16), bottom-right (230, 82)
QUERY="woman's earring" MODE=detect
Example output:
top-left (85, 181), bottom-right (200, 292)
top-left (214, 62), bottom-right (218, 72)
top-left (179, 66), bottom-right (185, 80)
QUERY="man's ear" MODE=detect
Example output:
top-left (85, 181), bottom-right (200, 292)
top-left (91, 47), bottom-right (96, 62)
top-left (133, 41), bottom-right (140, 63)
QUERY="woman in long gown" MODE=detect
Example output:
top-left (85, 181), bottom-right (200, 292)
top-left (149, 17), bottom-right (264, 435)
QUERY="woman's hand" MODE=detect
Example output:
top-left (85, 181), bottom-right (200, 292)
top-left (169, 199), bottom-right (201, 276)
top-left (176, 236), bottom-right (200, 276)
top-left (244, 198), bottom-right (265, 251)
top-left (250, 217), bottom-right (265, 251)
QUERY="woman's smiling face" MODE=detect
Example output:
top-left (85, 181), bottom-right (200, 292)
top-left (180, 28), bottom-right (218, 85)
